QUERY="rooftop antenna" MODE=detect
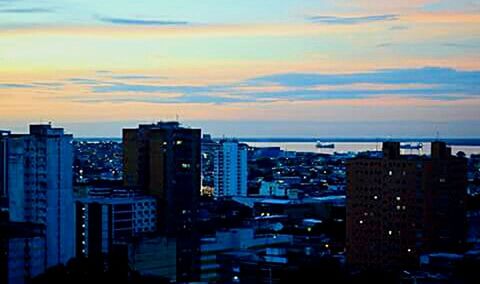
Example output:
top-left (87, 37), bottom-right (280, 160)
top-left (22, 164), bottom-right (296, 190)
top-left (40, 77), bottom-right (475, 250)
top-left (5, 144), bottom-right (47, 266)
top-left (176, 114), bottom-right (179, 122)
top-left (436, 131), bottom-right (440, 141)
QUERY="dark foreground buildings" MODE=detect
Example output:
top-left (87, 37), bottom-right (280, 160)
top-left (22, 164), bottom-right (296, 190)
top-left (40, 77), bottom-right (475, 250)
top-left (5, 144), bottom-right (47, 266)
top-left (0, 125), bottom-right (75, 268)
top-left (346, 141), bottom-right (467, 270)
top-left (123, 121), bottom-right (201, 281)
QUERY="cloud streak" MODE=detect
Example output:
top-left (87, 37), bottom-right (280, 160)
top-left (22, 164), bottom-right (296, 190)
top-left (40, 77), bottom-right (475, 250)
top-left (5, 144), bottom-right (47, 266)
top-left (0, 8), bottom-right (54, 13)
top-left (2, 67), bottom-right (479, 105)
top-left (307, 14), bottom-right (398, 25)
top-left (98, 17), bottom-right (189, 26)
top-left (251, 67), bottom-right (480, 87)
top-left (53, 67), bottom-right (480, 104)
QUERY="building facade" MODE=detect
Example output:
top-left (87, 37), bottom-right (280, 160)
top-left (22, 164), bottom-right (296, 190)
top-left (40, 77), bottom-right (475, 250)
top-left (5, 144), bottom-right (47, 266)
top-left (200, 228), bottom-right (293, 282)
top-left (123, 121), bottom-right (201, 282)
top-left (214, 140), bottom-right (248, 197)
top-left (0, 124), bottom-right (74, 267)
top-left (75, 189), bottom-right (157, 258)
top-left (346, 142), bottom-right (467, 270)
top-left (1, 223), bottom-right (46, 284)
top-left (0, 131), bottom-right (10, 220)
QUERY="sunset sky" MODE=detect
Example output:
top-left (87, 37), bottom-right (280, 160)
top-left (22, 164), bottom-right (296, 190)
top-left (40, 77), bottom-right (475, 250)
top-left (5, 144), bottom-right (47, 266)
top-left (1, 0), bottom-right (479, 137)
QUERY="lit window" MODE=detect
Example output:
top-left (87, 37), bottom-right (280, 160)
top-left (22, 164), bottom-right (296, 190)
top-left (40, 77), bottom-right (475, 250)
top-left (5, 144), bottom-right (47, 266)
top-left (396, 205), bottom-right (401, 210)
top-left (396, 196), bottom-right (401, 201)
top-left (439, 178), bottom-right (446, 183)
top-left (407, 248), bottom-right (412, 253)
top-left (388, 170), bottom-right (393, 176)
top-left (373, 195), bottom-right (378, 200)
top-left (359, 220), bottom-right (364, 224)
top-left (176, 140), bottom-right (183, 145)
top-left (388, 230), bottom-right (392, 235)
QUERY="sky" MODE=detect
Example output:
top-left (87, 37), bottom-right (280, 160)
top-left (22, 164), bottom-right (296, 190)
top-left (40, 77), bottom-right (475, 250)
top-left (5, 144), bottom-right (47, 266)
top-left (1, 0), bottom-right (479, 137)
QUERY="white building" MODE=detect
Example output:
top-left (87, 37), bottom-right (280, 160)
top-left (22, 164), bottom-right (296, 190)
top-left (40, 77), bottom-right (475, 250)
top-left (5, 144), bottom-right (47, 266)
top-left (1, 124), bottom-right (75, 267)
top-left (214, 140), bottom-right (248, 197)
top-left (76, 189), bottom-right (157, 257)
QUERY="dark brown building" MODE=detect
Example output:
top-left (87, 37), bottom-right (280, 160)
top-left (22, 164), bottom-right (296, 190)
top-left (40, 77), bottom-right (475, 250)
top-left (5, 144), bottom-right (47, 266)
top-left (346, 142), bottom-right (467, 270)
top-left (123, 121), bottom-right (201, 282)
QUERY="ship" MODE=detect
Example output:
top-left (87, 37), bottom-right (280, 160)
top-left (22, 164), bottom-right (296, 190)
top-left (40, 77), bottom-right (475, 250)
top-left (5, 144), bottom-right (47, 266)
top-left (316, 141), bottom-right (335, 149)
top-left (400, 142), bottom-right (423, 150)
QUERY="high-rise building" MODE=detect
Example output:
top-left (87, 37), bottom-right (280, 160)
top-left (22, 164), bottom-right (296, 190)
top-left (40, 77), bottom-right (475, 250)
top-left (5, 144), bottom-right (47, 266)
top-left (123, 121), bottom-right (201, 281)
top-left (0, 131), bottom-right (10, 220)
top-left (346, 142), bottom-right (467, 270)
top-left (214, 140), bottom-right (248, 197)
top-left (1, 222), bottom-right (46, 284)
top-left (0, 124), bottom-right (75, 267)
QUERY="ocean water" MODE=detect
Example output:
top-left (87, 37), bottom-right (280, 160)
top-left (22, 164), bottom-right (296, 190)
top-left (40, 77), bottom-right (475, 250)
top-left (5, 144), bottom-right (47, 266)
top-left (245, 142), bottom-right (480, 157)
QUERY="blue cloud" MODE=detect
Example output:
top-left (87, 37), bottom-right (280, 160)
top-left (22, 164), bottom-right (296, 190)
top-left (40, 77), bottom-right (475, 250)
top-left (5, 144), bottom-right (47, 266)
top-left (308, 14), bottom-right (398, 25)
top-left (0, 83), bottom-right (34, 88)
top-left (51, 67), bottom-right (480, 104)
top-left (67, 78), bottom-right (104, 85)
top-left (390, 25), bottom-right (409, 31)
top-left (110, 75), bottom-right (168, 80)
top-left (98, 17), bottom-right (189, 26)
top-left (251, 67), bottom-right (480, 88)
top-left (0, 8), bottom-right (53, 13)
top-left (92, 83), bottom-right (216, 94)
top-left (442, 43), bottom-right (477, 48)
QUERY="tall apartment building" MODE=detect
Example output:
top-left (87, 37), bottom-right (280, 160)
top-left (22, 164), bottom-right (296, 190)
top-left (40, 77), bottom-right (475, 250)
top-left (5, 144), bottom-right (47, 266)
top-left (123, 121), bottom-right (201, 281)
top-left (75, 188), bottom-right (157, 258)
top-left (346, 142), bottom-right (467, 270)
top-left (0, 124), bottom-right (75, 267)
top-left (1, 223), bottom-right (46, 284)
top-left (0, 131), bottom-right (10, 219)
top-left (214, 140), bottom-right (248, 197)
